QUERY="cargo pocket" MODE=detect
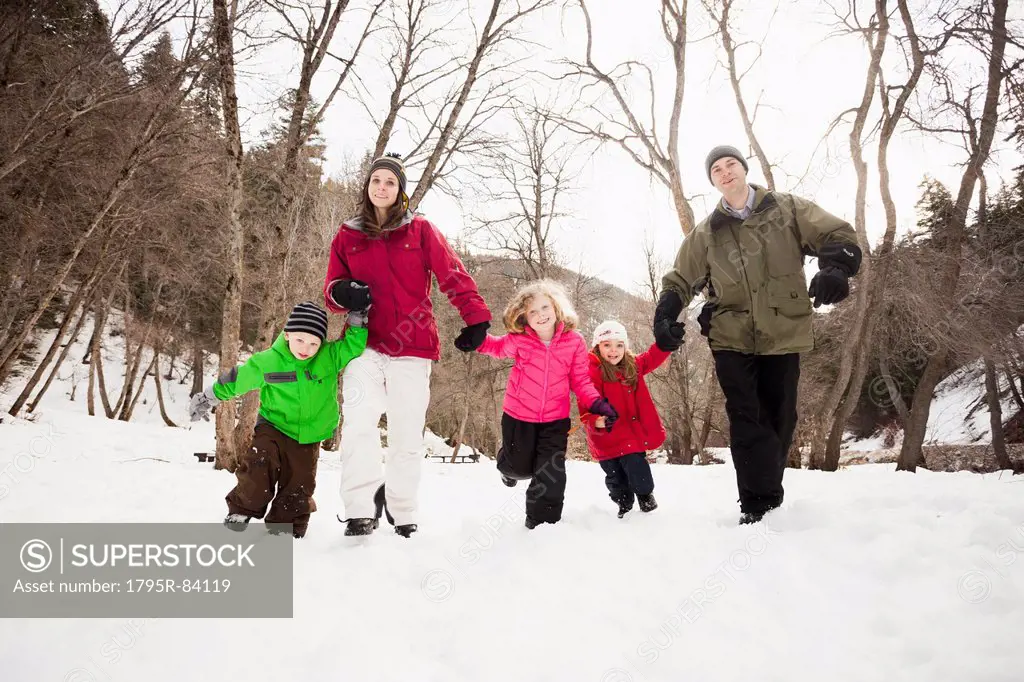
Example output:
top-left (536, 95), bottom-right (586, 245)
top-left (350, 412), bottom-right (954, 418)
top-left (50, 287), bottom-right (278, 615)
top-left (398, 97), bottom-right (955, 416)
top-left (767, 278), bottom-right (813, 351)
top-left (708, 308), bottom-right (752, 350)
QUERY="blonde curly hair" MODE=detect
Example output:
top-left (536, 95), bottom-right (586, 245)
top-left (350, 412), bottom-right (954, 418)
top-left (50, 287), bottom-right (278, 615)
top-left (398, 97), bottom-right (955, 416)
top-left (502, 278), bottom-right (578, 333)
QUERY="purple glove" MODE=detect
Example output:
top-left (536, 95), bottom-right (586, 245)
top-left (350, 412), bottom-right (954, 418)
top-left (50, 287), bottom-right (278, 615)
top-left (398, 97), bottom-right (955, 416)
top-left (589, 398), bottom-right (618, 426)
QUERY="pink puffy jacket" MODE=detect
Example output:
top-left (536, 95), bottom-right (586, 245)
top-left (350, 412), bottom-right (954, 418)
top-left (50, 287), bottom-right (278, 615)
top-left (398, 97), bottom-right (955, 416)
top-left (478, 323), bottom-right (603, 424)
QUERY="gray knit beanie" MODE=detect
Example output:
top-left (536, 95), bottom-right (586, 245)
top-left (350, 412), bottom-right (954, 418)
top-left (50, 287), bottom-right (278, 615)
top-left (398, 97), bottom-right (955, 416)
top-left (705, 145), bottom-right (748, 184)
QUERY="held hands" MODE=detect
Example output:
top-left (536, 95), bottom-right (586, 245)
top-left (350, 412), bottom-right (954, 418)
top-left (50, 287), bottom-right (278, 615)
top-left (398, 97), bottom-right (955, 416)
top-left (454, 321), bottom-right (490, 352)
top-left (653, 290), bottom-right (685, 352)
top-left (331, 279), bottom-right (372, 312)
top-left (808, 266), bottom-right (850, 308)
top-left (589, 398), bottom-right (619, 430)
top-left (188, 387), bottom-right (220, 422)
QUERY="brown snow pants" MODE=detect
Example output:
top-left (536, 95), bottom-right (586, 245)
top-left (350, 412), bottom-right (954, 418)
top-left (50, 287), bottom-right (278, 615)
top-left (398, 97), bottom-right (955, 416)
top-left (226, 422), bottom-right (320, 537)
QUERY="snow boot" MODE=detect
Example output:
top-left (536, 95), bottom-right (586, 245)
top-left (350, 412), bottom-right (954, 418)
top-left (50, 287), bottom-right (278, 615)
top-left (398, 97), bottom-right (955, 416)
top-left (638, 494), bottom-right (658, 513)
top-left (340, 517), bottom-right (377, 536)
top-left (500, 474), bottom-right (517, 488)
top-left (267, 526), bottom-right (303, 539)
top-left (395, 524), bottom-right (417, 538)
top-left (739, 511), bottom-right (765, 525)
top-left (611, 492), bottom-right (634, 518)
top-left (374, 483), bottom-right (395, 526)
top-left (524, 516), bottom-right (541, 530)
top-left (223, 513), bottom-right (251, 532)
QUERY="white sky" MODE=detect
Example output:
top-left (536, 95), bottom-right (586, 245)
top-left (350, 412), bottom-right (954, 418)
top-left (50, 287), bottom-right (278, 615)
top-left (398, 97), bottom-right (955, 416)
top-left (187, 0), bottom-right (1024, 294)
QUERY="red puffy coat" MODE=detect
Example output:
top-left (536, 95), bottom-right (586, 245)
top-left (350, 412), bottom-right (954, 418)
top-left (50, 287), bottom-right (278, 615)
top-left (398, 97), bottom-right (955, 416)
top-left (580, 344), bottom-right (671, 461)
top-left (323, 213), bottom-right (491, 361)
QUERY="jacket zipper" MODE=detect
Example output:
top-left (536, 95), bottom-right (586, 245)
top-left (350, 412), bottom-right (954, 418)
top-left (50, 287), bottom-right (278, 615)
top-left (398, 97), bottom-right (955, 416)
top-left (539, 336), bottom-right (551, 420)
top-left (728, 224), bottom-right (759, 353)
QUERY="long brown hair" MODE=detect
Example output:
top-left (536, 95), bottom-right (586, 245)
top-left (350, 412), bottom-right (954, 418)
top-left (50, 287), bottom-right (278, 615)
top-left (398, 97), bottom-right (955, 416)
top-left (358, 172), bottom-right (408, 238)
top-left (594, 345), bottom-right (639, 388)
top-left (502, 279), bottom-right (578, 334)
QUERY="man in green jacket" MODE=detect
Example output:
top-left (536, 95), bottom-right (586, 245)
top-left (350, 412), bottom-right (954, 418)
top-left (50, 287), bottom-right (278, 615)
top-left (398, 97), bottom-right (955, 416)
top-left (654, 145), bottom-right (862, 525)
top-left (189, 301), bottom-right (369, 538)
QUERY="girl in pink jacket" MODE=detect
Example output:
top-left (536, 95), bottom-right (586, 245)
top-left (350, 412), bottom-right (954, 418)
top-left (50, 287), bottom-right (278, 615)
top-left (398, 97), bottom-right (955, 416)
top-left (476, 279), bottom-right (619, 529)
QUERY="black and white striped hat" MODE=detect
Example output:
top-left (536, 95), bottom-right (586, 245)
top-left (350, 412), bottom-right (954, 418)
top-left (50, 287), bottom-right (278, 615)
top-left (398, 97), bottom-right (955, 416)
top-left (284, 301), bottom-right (328, 341)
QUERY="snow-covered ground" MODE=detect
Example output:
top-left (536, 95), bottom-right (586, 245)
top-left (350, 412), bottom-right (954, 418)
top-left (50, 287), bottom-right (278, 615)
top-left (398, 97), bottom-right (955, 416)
top-left (1, 311), bottom-right (1021, 681)
top-left (1, 402), bottom-right (1022, 681)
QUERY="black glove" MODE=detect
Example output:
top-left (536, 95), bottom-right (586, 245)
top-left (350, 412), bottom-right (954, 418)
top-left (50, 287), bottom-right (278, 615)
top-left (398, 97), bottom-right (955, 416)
top-left (454, 321), bottom-right (490, 352)
top-left (808, 266), bottom-right (850, 307)
top-left (653, 290), bottom-right (685, 351)
top-left (330, 279), bottom-right (371, 311)
top-left (589, 397), bottom-right (619, 426)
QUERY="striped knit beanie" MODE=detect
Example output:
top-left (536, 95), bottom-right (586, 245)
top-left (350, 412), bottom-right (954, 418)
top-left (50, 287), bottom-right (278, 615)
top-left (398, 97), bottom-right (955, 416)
top-left (367, 152), bottom-right (408, 208)
top-left (284, 301), bottom-right (328, 341)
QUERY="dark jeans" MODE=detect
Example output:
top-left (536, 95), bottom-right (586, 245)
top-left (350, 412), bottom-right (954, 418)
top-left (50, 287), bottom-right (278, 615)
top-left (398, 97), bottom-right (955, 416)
top-left (599, 453), bottom-right (654, 509)
top-left (712, 351), bottom-right (800, 515)
top-left (497, 413), bottom-right (571, 523)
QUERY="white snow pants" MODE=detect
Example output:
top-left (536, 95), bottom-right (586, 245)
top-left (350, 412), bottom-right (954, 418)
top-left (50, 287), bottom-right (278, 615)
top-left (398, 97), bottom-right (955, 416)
top-left (339, 347), bottom-right (432, 526)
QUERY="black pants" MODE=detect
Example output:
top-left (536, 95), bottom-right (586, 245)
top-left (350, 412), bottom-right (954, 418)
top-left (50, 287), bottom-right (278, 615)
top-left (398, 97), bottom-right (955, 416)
top-left (712, 351), bottom-right (800, 515)
top-left (599, 453), bottom-right (654, 509)
top-left (497, 413), bottom-right (571, 524)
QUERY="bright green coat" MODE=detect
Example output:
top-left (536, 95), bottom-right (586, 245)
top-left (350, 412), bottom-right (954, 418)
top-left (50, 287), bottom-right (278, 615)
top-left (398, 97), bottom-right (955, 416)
top-left (212, 327), bottom-right (368, 444)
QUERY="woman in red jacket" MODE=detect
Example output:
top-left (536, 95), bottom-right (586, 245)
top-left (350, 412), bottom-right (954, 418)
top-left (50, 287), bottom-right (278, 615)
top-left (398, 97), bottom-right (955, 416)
top-left (580, 320), bottom-right (672, 518)
top-left (323, 153), bottom-right (492, 537)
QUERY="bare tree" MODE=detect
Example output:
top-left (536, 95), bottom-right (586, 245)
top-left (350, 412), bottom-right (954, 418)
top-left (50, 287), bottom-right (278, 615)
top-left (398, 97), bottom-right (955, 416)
top-left (557, 0), bottom-right (696, 235)
top-left (0, 1), bottom-right (208, 389)
top-left (897, 0), bottom-right (1013, 471)
top-left (465, 105), bottom-right (583, 279)
top-left (211, 0), bottom-right (247, 470)
top-left (702, 0), bottom-right (778, 189)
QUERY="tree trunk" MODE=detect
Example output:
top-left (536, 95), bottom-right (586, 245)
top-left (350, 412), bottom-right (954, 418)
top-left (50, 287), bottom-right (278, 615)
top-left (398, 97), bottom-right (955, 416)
top-left (9, 252), bottom-right (116, 416)
top-left (984, 354), bottom-right (1011, 471)
top-left (896, 353), bottom-right (948, 471)
top-left (153, 349), bottom-right (178, 428)
top-left (824, 337), bottom-right (871, 470)
top-left (122, 352), bottom-right (156, 422)
top-left (897, 0), bottom-right (1008, 470)
top-left (89, 304), bottom-right (115, 419)
top-left (808, 1), bottom-right (887, 466)
top-left (190, 341), bottom-right (204, 396)
top-left (450, 356), bottom-right (475, 462)
top-left (213, 0), bottom-right (246, 472)
top-left (8, 291), bottom-right (90, 417)
top-left (1004, 365), bottom-right (1024, 412)
top-left (26, 303), bottom-right (90, 413)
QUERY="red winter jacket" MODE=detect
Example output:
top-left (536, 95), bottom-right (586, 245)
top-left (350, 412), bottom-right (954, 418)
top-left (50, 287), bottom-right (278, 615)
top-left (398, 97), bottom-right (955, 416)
top-left (323, 213), bottom-right (491, 361)
top-left (580, 344), bottom-right (671, 461)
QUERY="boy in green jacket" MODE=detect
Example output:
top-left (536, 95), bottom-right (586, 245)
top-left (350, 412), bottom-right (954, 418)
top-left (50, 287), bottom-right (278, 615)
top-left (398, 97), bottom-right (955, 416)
top-left (189, 300), bottom-right (369, 538)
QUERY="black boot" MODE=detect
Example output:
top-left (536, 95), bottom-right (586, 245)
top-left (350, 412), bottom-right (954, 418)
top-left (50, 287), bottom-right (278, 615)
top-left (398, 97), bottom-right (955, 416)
top-left (374, 484), bottom-right (394, 526)
top-left (524, 516), bottom-right (541, 529)
top-left (395, 524), bottom-right (417, 538)
top-left (638, 494), bottom-right (658, 513)
top-left (340, 516), bottom-right (377, 536)
top-left (611, 493), bottom-right (634, 519)
top-left (500, 474), bottom-right (517, 488)
top-left (739, 511), bottom-right (765, 525)
top-left (223, 513), bottom-right (250, 532)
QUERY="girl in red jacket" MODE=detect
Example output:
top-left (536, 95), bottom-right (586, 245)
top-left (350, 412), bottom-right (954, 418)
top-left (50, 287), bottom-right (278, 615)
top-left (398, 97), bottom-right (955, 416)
top-left (475, 279), bottom-right (619, 529)
top-left (581, 320), bottom-right (672, 518)
top-left (323, 153), bottom-right (492, 538)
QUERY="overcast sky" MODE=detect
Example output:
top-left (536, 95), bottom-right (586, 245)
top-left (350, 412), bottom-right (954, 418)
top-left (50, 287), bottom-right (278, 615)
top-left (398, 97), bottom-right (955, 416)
top-left (181, 0), bottom-right (1023, 295)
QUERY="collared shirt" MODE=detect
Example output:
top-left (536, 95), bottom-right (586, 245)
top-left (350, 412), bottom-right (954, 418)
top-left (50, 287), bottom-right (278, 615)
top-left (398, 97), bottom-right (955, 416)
top-left (721, 185), bottom-right (756, 221)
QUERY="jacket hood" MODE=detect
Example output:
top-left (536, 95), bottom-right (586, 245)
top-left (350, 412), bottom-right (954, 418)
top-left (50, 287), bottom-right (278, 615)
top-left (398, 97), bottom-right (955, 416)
top-left (342, 210), bottom-right (417, 235)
